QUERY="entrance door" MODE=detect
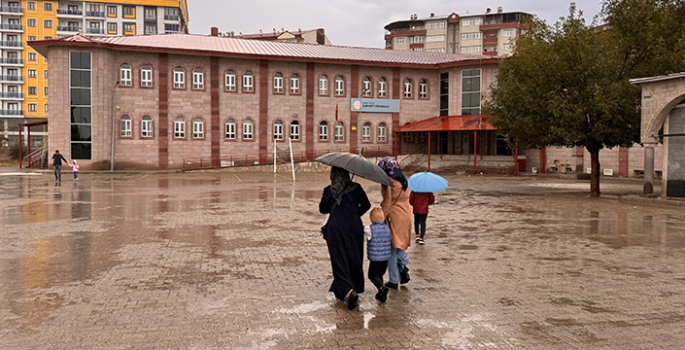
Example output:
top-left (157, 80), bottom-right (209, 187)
top-left (440, 131), bottom-right (449, 154)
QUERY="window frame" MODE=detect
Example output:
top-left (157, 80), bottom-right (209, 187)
top-left (378, 77), bottom-right (388, 98)
top-left (192, 117), bottom-right (204, 139)
top-left (335, 75), bottom-right (345, 96)
top-left (243, 71), bottom-right (254, 93)
top-left (319, 75), bottom-right (329, 96)
top-left (378, 122), bottom-right (387, 142)
top-left (225, 118), bottom-right (236, 140)
top-left (120, 64), bottom-right (132, 86)
top-left (334, 121), bottom-right (345, 142)
top-left (273, 72), bottom-right (284, 94)
top-left (192, 68), bottom-right (204, 90)
top-left (319, 121), bottom-right (329, 141)
top-left (173, 67), bottom-right (185, 89)
top-left (419, 79), bottom-right (428, 99)
top-left (273, 119), bottom-right (284, 141)
top-left (141, 115), bottom-right (153, 138)
top-left (290, 73), bottom-right (300, 94)
top-left (362, 122), bottom-right (372, 142)
top-left (290, 121), bottom-right (300, 141)
top-left (173, 116), bottom-right (186, 139)
top-left (403, 78), bottom-right (413, 99)
top-left (140, 65), bottom-right (152, 87)
top-left (120, 115), bottom-right (132, 138)
top-left (243, 119), bottom-right (254, 140)
top-left (362, 76), bottom-right (372, 97)
top-left (225, 70), bottom-right (236, 92)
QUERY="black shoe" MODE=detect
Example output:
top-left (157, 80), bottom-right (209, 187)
top-left (384, 282), bottom-right (398, 290)
top-left (400, 267), bottom-right (410, 284)
top-left (346, 291), bottom-right (358, 310)
top-left (375, 286), bottom-right (389, 303)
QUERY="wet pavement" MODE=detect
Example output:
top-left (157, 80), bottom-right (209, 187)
top-left (0, 170), bottom-right (684, 349)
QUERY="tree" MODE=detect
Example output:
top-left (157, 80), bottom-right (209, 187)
top-left (484, 1), bottom-right (685, 197)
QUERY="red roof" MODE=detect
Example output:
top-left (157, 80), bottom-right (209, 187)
top-left (396, 115), bottom-right (497, 132)
top-left (29, 34), bottom-right (498, 68)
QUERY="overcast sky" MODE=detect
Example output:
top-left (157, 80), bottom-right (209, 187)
top-left (186, 0), bottom-right (604, 48)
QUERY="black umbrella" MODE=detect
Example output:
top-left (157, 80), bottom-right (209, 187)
top-left (316, 152), bottom-right (394, 187)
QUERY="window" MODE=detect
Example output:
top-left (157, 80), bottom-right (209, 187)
top-left (404, 78), bottom-right (412, 98)
top-left (335, 122), bottom-right (344, 141)
top-left (44, 103), bottom-right (48, 112)
top-left (27, 19), bottom-right (36, 27)
top-left (107, 22), bottom-right (117, 33)
top-left (419, 79), bottom-right (428, 99)
top-left (362, 122), bottom-right (371, 142)
top-left (290, 121), bottom-right (300, 140)
top-left (403, 132), bottom-right (414, 143)
top-left (503, 43), bottom-right (513, 52)
top-left (243, 119), bottom-right (253, 139)
top-left (123, 23), bottom-right (134, 33)
top-left (502, 29), bottom-right (515, 37)
top-left (144, 24), bottom-right (157, 35)
top-left (460, 45), bottom-right (482, 53)
top-left (192, 68), bottom-right (204, 89)
top-left (335, 75), bottom-right (344, 96)
top-left (44, 20), bottom-right (52, 28)
top-left (378, 77), bottom-right (387, 97)
top-left (44, 87), bottom-right (48, 95)
top-left (28, 36), bottom-right (36, 41)
top-left (28, 87), bottom-right (37, 95)
top-left (273, 72), bottom-right (283, 93)
top-left (120, 115), bottom-right (132, 137)
top-left (44, 70), bottom-right (48, 79)
top-left (461, 69), bottom-right (481, 115)
top-left (123, 6), bottom-right (134, 17)
top-left (426, 21), bottom-right (446, 29)
top-left (28, 69), bottom-right (37, 77)
top-left (225, 70), bottom-right (236, 91)
top-left (141, 115), bottom-right (152, 137)
top-left (274, 120), bottom-right (284, 140)
top-left (319, 121), bottom-right (328, 141)
top-left (460, 32), bottom-right (481, 40)
top-left (362, 77), bottom-right (372, 96)
top-left (28, 103), bottom-right (37, 112)
top-left (165, 24), bottom-right (179, 34)
top-left (44, 2), bottom-right (53, 11)
top-left (243, 71), bottom-right (253, 92)
top-left (290, 73), bottom-right (300, 94)
top-left (319, 75), bottom-right (328, 95)
top-left (141, 65), bottom-right (152, 87)
top-left (225, 118), bottom-right (236, 139)
top-left (107, 6), bottom-right (117, 16)
top-left (173, 67), bottom-right (184, 88)
top-left (27, 2), bottom-right (36, 10)
top-left (378, 123), bottom-right (387, 142)
top-left (396, 37), bottom-right (405, 44)
top-left (461, 18), bottom-right (482, 26)
top-left (120, 64), bottom-right (132, 86)
top-left (411, 36), bottom-right (424, 44)
top-left (70, 51), bottom-right (92, 160)
top-left (174, 117), bottom-right (185, 138)
top-left (193, 118), bottom-right (204, 138)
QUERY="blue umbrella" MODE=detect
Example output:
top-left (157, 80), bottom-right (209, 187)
top-left (408, 172), bottom-right (448, 193)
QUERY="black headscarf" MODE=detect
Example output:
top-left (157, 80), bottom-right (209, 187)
top-left (330, 167), bottom-right (352, 204)
top-left (378, 157), bottom-right (408, 190)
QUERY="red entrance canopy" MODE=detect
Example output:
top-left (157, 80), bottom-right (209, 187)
top-left (396, 115), bottom-right (497, 132)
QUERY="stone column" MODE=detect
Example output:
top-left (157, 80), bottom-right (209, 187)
top-left (643, 143), bottom-right (656, 195)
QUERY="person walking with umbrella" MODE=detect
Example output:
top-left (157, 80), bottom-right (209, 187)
top-left (407, 171), bottom-right (448, 245)
top-left (319, 166), bottom-right (371, 310)
top-left (378, 157), bottom-right (413, 290)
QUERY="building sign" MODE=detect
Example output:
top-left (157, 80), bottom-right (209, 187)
top-left (350, 98), bottom-right (400, 113)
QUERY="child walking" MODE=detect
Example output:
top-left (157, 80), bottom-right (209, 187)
top-left (409, 192), bottom-right (435, 244)
top-left (364, 207), bottom-right (392, 303)
top-left (71, 160), bottom-right (80, 180)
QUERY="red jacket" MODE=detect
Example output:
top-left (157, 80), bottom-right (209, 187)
top-left (409, 192), bottom-right (435, 214)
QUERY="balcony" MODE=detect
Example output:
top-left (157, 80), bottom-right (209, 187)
top-left (86, 28), bottom-right (104, 34)
top-left (0, 92), bottom-right (23, 99)
top-left (0, 6), bottom-right (22, 15)
top-left (57, 9), bottom-right (83, 16)
top-left (164, 15), bottom-right (179, 21)
top-left (0, 109), bottom-right (24, 116)
top-left (57, 26), bottom-right (82, 32)
top-left (0, 75), bottom-right (23, 82)
top-left (0, 23), bottom-right (23, 31)
top-left (0, 41), bottom-right (22, 48)
top-left (85, 11), bottom-right (105, 18)
top-left (0, 57), bottom-right (23, 64)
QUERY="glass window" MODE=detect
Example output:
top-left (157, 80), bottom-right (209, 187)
top-left (173, 67), bottom-right (184, 88)
top-left (273, 72), bottom-right (283, 93)
top-left (123, 23), bottom-right (134, 33)
top-left (174, 117), bottom-right (185, 138)
top-left (107, 6), bottom-right (117, 16)
top-left (193, 118), bottom-right (204, 138)
top-left (290, 121), bottom-right (300, 140)
top-left (404, 78), bottom-right (412, 98)
top-left (335, 76), bottom-right (344, 96)
top-left (362, 77), bottom-right (372, 96)
top-left (225, 118), bottom-right (236, 139)
top-left (461, 69), bottom-right (481, 115)
top-left (27, 2), bottom-right (36, 10)
top-left (120, 115), bottom-right (131, 137)
top-left (44, 103), bottom-right (48, 112)
top-left (225, 70), bottom-right (236, 91)
top-left (243, 71), bottom-right (253, 92)
top-left (28, 69), bottom-right (37, 77)
top-left (290, 73), bottom-right (299, 94)
top-left (335, 122), bottom-right (344, 141)
top-left (44, 20), bottom-right (53, 28)
top-left (27, 19), bottom-right (36, 27)
top-left (28, 53), bottom-right (37, 62)
top-left (378, 123), bottom-right (387, 142)
top-left (193, 68), bottom-right (204, 89)
top-left (123, 6), bottom-right (134, 17)
top-left (141, 65), bottom-right (152, 87)
top-left (28, 103), bottom-right (37, 112)
top-left (120, 64), bottom-right (132, 86)
top-left (141, 115), bottom-right (152, 137)
top-left (44, 2), bottom-right (53, 11)
top-left (28, 87), bottom-right (37, 95)
top-left (319, 75), bottom-right (328, 95)
top-left (378, 77), bottom-right (387, 97)
top-left (274, 120), bottom-right (283, 140)
top-left (107, 22), bottom-right (117, 33)
top-left (243, 119), bottom-right (253, 139)
top-left (362, 122), bottom-right (371, 142)
top-left (419, 79), bottom-right (428, 99)
top-left (319, 121), bottom-right (328, 141)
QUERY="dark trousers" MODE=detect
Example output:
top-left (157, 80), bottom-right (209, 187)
top-left (368, 260), bottom-right (388, 290)
top-left (414, 213), bottom-right (428, 238)
top-left (54, 164), bottom-right (62, 181)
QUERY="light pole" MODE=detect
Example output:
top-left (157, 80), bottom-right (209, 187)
top-left (356, 89), bottom-right (369, 155)
top-left (110, 81), bottom-right (119, 171)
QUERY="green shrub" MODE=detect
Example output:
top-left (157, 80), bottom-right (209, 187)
top-left (8, 142), bottom-right (27, 160)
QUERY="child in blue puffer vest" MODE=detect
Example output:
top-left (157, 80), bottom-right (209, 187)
top-left (364, 207), bottom-right (392, 303)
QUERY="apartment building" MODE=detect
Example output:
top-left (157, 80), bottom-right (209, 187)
top-left (384, 7), bottom-right (531, 56)
top-left (212, 27), bottom-right (332, 45)
top-left (0, 0), bottom-right (188, 147)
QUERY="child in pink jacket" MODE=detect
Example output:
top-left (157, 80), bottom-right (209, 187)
top-left (71, 160), bottom-right (80, 180)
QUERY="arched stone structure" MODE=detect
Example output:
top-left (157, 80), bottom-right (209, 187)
top-left (631, 72), bottom-right (685, 197)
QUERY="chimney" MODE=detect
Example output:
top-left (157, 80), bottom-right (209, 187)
top-left (486, 8), bottom-right (491, 13)
top-left (210, 27), bottom-right (219, 36)
top-left (497, 7), bottom-right (503, 13)
top-left (430, 13), bottom-right (435, 17)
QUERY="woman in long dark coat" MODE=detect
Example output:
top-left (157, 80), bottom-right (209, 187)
top-left (319, 167), bottom-right (371, 310)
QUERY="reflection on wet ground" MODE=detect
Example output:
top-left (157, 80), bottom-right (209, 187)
top-left (1, 172), bottom-right (684, 349)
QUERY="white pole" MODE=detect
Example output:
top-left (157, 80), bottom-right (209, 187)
top-left (273, 138), bottom-right (277, 174)
top-left (289, 138), bottom-right (296, 181)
